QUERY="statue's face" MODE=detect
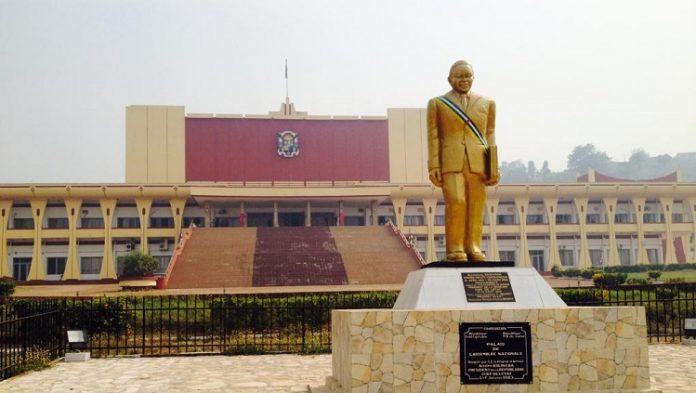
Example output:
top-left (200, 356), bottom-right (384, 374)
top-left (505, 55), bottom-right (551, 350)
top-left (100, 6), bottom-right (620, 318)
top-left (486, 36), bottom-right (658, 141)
top-left (448, 64), bottom-right (474, 94)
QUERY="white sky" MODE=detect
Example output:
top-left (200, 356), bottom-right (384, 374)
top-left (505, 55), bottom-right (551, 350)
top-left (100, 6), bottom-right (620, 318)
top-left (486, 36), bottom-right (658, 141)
top-left (1, 0), bottom-right (695, 182)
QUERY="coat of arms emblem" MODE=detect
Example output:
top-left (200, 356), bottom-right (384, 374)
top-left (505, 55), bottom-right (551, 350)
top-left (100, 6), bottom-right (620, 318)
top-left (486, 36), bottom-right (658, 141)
top-left (277, 130), bottom-right (299, 158)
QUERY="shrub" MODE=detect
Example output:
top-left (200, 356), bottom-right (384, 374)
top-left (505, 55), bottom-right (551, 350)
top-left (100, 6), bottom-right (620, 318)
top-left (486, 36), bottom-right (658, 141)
top-left (592, 272), bottom-right (627, 287)
top-left (626, 277), bottom-right (652, 285)
top-left (580, 268), bottom-right (600, 279)
top-left (665, 277), bottom-right (686, 284)
top-left (0, 277), bottom-right (16, 297)
top-left (562, 268), bottom-right (582, 278)
top-left (647, 271), bottom-right (662, 280)
top-left (550, 265), bottom-right (562, 278)
top-left (118, 251), bottom-right (158, 277)
top-left (555, 288), bottom-right (605, 304)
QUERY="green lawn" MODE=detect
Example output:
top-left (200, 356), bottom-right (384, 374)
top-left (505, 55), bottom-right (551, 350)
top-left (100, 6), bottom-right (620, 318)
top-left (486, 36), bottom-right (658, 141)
top-left (626, 269), bottom-right (696, 282)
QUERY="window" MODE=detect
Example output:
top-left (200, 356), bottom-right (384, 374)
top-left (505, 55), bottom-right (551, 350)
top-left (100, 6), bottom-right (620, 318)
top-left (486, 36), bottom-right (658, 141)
top-left (150, 217), bottom-right (174, 228)
top-left (497, 215), bottom-right (515, 225)
top-left (436, 251), bottom-right (446, 261)
top-left (403, 215), bottom-right (424, 226)
top-left (183, 217), bottom-right (205, 227)
top-left (619, 249), bottom-right (632, 265)
top-left (526, 215), bottom-right (544, 225)
top-left (13, 257), bottom-right (31, 281)
top-left (672, 213), bottom-right (683, 223)
top-left (499, 250), bottom-right (516, 263)
top-left (13, 218), bottom-right (34, 229)
top-left (214, 217), bottom-right (239, 227)
top-left (117, 217), bottom-right (140, 228)
top-left (643, 213), bottom-right (659, 223)
top-left (344, 216), bottom-right (365, 226)
top-left (615, 214), bottom-right (631, 224)
top-left (555, 214), bottom-right (574, 224)
top-left (154, 256), bottom-right (170, 275)
top-left (80, 257), bottom-right (101, 275)
top-left (559, 249), bottom-right (575, 267)
top-left (47, 218), bottom-right (69, 229)
top-left (529, 250), bottom-right (545, 271)
top-left (81, 217), bottom-right (104, 228)
top-left (378, 216), bottom-right (395, 225)
top-left (46, 257), bottom-right (66, 276)
top-left (435, 215), bottom-right (445, 226)
top-left (586, 214), bottom-right (602, 224)
top-left (647, 248), bottom-right (660, 264)
top-left (589, 249), bottom-right (604, 266)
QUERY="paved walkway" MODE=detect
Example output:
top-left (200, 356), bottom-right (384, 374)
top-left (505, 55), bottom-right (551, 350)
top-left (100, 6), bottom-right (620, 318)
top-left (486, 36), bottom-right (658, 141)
top-left (0, 345), bottom-right (693, 392)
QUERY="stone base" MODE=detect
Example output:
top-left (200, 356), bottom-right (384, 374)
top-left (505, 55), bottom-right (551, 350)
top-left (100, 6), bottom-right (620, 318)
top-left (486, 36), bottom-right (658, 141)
top-left (329, 307), bottom-right (658, 392)
top-left (65, 352), bottom-right (90, 362)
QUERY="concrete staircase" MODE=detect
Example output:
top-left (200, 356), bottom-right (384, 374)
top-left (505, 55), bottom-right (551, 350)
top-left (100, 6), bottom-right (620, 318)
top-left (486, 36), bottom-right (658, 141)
top-left (330, 226), bottom-right (422, 285)
top-left (165, 226), bottom-right (421, 289)
top-left (166, 227), bottom-right (256, 289)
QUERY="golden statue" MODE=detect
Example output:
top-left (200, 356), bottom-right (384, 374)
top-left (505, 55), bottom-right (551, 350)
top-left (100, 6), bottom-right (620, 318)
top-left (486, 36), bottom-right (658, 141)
top-left (427, 60), bottom-right (499, 262)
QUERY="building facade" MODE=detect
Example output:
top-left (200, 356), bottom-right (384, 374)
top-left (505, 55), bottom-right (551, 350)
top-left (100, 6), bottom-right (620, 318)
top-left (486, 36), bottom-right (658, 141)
top-left (1, 102), bottom-right (694, 282)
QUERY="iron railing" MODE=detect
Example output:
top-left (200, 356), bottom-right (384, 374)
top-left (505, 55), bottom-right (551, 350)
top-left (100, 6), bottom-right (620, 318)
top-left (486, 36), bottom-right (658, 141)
top-left (0, 299), bottom-right (64, 380)
top-left (558, 282), bottom-right (696, 342)
top-left (0, 283), bottom-right (695, 381)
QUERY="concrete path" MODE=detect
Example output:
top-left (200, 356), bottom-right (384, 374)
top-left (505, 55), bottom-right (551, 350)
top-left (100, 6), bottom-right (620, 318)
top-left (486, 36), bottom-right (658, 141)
top-left (0, 345), bottom-right (693, 392)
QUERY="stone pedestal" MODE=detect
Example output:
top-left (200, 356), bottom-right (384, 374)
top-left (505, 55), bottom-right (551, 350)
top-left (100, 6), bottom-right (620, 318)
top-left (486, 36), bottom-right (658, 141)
top-left (327, 307), bottom-right (659, 392)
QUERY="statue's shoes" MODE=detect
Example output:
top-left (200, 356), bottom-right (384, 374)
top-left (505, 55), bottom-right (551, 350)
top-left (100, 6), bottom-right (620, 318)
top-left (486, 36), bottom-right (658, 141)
top-left (446, 252), bottom-right (468, 262)
top-left (466, 251), bottom-right (487, 262)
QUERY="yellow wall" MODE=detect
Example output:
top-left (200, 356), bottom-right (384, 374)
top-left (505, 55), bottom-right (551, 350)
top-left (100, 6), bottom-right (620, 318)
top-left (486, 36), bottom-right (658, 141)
top-left (126, 106), bottom-right (185, 183)
top-left (387, 108), bottom-right (429, 184)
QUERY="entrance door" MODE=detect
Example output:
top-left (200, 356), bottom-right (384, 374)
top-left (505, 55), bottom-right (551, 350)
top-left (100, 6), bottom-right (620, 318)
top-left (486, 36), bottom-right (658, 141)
top-left (311, 213), bottom-right (336, 226)
top-left (13, 257), bottom-right (31, 281)
top-left (529, 250), bottom-right (545, 271)
top-left (247, 213), bottom-right (274, 227)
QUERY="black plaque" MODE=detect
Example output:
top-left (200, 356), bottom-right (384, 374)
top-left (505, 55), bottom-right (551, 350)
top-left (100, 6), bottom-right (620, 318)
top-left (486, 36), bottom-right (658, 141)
top-left (459, 323), bottom-right (532, 384)
top-left (462, 272), bottom-right (515, 302)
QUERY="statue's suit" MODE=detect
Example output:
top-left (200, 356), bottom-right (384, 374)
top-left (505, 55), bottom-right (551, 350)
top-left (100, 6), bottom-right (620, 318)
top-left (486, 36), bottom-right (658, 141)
top-left (427, 90), bottom-right (496, 259)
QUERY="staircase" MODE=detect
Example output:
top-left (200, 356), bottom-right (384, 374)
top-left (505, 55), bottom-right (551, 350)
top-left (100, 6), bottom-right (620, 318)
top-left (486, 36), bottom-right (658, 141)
top-left (166, 227), bottom-right (257, 289)
top-left (165, 226), bottom-right (421, 289)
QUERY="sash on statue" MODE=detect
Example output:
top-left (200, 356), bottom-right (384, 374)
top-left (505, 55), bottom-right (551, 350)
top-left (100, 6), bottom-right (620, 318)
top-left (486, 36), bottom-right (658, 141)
top-left (436, 96), bottom-right (488, 147)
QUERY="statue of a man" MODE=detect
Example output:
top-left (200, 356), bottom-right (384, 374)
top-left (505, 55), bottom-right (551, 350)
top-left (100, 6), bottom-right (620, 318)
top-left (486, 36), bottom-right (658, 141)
top-left (427, 60), bottom-right (499, 262)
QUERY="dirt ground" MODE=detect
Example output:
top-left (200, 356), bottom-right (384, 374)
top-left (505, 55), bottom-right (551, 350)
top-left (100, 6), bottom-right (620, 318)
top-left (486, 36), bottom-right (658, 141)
top-left (12, 277), bottom-right (591, 297)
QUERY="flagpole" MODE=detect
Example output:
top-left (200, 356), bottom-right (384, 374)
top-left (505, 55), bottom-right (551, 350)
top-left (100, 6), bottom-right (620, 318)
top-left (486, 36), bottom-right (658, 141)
top-left (285, 59), bottom-right (289, 106)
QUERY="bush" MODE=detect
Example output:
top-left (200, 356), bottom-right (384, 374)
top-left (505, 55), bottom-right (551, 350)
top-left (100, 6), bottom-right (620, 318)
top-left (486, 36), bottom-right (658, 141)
top-left (665, 277), bottom-right (686, 284)
top-left (580, 268), bottom-right (600, 279)
top-left (550, 265), bottom-right (562, 278)
top-left (592, 272), bottom-right (627, 287)
top-left (118, 251), bottom-right (158, 277)
top-left (648, 271), bottom-right (662, 280)
top-left (555, 288), bottom-right (605, 304)
top-left (562, 268), bottom-right (582, 278)
top-left (626, 277), bottom-right (652, 285)
top-left (0, 277), bottom-right (16, 297)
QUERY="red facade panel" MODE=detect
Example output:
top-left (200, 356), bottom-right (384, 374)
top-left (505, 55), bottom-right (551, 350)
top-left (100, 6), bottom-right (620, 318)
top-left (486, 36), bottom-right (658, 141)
top-left (185, 118), bottom-right (389, 182)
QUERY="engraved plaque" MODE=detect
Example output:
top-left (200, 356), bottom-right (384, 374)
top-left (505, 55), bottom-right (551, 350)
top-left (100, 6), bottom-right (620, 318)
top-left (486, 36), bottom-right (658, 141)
top-left (460, 322), bottom-right (532, 384)
top-left (461, 272), bottom-right (515, 302)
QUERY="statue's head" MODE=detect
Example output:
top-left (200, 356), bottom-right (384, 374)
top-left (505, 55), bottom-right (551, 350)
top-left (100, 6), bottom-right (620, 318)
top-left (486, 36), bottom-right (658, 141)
top-left (448, 60), bottom-right (474, 94)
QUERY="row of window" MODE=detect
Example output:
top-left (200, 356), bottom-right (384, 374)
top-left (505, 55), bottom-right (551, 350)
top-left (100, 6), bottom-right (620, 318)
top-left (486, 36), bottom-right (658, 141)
top-left (402, 213), bottom-right (686, 226)
top-left (11, 255), bottom-right (171, 281)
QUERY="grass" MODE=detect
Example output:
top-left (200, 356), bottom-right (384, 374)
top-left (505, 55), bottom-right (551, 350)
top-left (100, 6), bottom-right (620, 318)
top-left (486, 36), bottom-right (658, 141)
top-left (626, 269), bottom-right (696, 282)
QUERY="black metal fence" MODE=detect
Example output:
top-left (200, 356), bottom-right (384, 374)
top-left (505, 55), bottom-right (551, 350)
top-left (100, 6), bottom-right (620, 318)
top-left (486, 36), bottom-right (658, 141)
top-left (557, 282), bottom-right (696, 342)
top-left (0, 299), bottom-right (64, 380)
top-left (1, 284), bottom-right (695, 380)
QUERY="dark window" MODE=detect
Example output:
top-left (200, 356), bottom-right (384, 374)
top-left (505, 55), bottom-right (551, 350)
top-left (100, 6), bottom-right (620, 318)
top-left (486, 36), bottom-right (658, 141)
top-left (47, 257), bottom-right (67, 276)
top-left (497, 215), bottom-right (515, 225)
top-left (13, 257), bottom-right (31, 281)
top-left (183, 217), bottom-right (205, 227)
top-left (586, 214), bottom-right (602, 224)
top-left (47, 218), bottom-right (69, 229)
top-left (81, 218), bottom-right (104, 228)
top-left (378, 216), bottom-right (395, 225)
top-left (555, 214), bottom-right (574, 224)
top-left (615, 213), bottom-right (631, 224)
top-left (404, 215), bottom-right (424, 226)
top-left (344, 216), bottom-right (365, 226)
top-left (214, 217), bottom-right (239, 227)
top-left (154, 256), bottom-right (170, 275)
top-left (526, 214), bottom-right (544, 224)
top-left (672, 213), bottom-right (683, 223)
top-left (80, 257), bottom-right (101, 275)
top-left (435, 215), bottom-right (445, 226)
top-left (117, 217), bottom-right (140, 228)
top-left (643, 213), bottom-right (660, 223)
top-left (13, 218), bottom-right (34, 229)
top-left (150, 217), bottom-right (174, 228)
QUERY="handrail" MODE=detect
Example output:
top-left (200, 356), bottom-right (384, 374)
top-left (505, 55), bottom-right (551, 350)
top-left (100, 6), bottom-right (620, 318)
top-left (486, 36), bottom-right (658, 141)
top-left (386, 220), bottom-right (426, 265)
top-left (158, 224), bottom-right (195, 289)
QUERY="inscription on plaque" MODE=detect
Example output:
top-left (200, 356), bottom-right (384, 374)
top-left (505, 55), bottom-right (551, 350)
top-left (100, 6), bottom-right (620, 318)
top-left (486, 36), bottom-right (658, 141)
top-left (461, 272), bottom-right (515, 302)
top-left (459, 323), bottom-right (532, 384)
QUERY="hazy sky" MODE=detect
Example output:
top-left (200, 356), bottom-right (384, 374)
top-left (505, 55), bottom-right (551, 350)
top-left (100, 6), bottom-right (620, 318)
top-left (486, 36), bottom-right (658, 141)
top-left (1, 0), bottom-right (695, 183)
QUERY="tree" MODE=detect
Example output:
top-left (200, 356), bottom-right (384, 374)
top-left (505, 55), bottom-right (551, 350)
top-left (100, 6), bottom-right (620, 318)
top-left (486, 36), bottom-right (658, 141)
top-left (540, 160), bottom-right (551, 179)
top-left (527, 161), bottom-right (538, 181)
top-left (118, 251), bottom-right (158, 277)
top-left (567, 144), bottom-right (611, 174)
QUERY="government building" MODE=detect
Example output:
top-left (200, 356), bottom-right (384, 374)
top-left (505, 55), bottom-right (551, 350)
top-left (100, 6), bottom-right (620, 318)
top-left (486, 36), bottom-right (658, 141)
top-left (1, 101), bottom-right (694, 283)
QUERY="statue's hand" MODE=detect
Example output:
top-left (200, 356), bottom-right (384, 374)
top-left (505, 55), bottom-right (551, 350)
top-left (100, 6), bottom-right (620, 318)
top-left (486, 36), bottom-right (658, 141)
top-left (485, 173), bottom-right (500, 186)
top-left (429, 168), bottom-right (443, 187)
